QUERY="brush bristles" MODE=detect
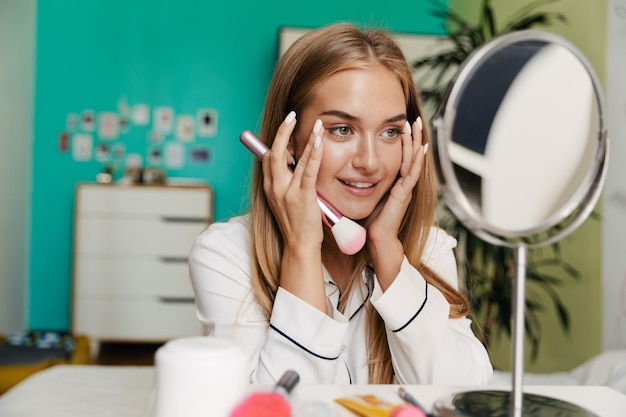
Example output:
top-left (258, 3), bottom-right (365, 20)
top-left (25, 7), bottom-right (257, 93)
top-left (331, 217), bottom-right (366, 255)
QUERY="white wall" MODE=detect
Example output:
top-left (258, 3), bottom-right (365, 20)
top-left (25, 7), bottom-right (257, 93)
top-left (603, 0), bottom-right (626, 350)
top-left (0, 0), bottom-right (35, 333)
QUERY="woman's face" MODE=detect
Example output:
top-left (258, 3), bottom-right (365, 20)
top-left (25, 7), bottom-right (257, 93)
top-left (292, 66), bottom-right (407, 220)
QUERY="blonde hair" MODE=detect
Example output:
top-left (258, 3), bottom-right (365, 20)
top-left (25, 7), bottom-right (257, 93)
top-left (249, 23), bottom-right (469, 383)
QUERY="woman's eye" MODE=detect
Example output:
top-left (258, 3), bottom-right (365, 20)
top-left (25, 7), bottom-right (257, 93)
top-left (329, 126), bottom-right (353, 137)
top-left (383, 128), bottom-right (403, 139)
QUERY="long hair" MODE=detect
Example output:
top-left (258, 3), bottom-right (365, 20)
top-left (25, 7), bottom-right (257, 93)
top-left (249, 23), bottom-right (469, 383)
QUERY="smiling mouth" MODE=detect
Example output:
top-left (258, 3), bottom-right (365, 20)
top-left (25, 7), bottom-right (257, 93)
top-left (341, 180), bottom-right (374, 189)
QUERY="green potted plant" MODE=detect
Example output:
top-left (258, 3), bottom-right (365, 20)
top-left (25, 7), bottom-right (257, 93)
top-left (414, 0), bottom-right (573, 360)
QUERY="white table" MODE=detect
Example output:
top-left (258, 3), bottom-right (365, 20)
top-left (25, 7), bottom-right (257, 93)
top-left (1, 365), bottom-right (625, 417)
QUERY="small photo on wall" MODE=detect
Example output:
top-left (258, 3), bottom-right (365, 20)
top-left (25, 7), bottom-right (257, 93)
top-left (147, 145), bottom-right (162, 166)
top-left (154, 106), bottom-right (174, 135)
top-left (95, 142), bottom-right (111, 162)
top-left (81, 110), bottom-right (96, 132)
top-left (189, 146), bottom-right (211, 164)
top-left (66, 114), bottom-right (78, 132)
top-left (72, 133), bottom-right (93, 161)
top-left (119, 116), bottom-right (130, 133)
top-left (164, 141), bottom-right (184, 169)
top-left (132, 104), bottom-right (150, 126)
top-left (197, 108), bottom-right (218, 137)
top-left (98, 112), bottom-right (119, 139)
top-left (112, 143), bottom-right (126, 161)
top-left (176, 115), bottom-right (195, 142)
top-left (58, 131), bottom-right (70, 153)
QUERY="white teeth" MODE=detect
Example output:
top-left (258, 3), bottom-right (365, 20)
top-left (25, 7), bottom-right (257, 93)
top-left (345, 181), bottom-right (373, 188)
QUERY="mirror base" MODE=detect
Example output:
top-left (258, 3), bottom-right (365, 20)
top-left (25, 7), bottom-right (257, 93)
top-left (434, 390), bottom-right (598, 417)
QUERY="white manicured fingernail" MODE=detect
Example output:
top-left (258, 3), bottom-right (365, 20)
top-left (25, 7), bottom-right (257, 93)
top-left (416, 116), bottom-right (423, 132)
top-left (405, 121), bottom-right (411, 135)
top-left (423, 143), bottom-right (429, 155)
top-left (313, 119), bottom-right (323, 134)
top-left (284, 111), bottom-right (296, 124)
top-left (314, 135), bottom-right (322, 149)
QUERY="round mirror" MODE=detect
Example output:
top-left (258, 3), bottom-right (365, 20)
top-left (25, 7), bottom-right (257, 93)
top-left (431, 30), bottom-right (609, 416)
top-left (432, 30), bottom-right (608, 248)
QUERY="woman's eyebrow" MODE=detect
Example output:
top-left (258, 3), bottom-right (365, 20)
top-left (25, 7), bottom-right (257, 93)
top-left (320, 110), bottom-right (407, 123)
top-left (320, 110), bottom-right (359, 121)
top-left (385, 114), bottom-right (408, 123)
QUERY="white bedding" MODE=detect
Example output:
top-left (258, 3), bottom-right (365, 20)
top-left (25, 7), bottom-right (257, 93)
top-left (0, 365), bottom-right (156, 417)
top-left (488, 350), bottom-right (626, 395)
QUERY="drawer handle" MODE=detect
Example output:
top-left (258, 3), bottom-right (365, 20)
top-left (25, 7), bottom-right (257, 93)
top-left (159, 256), bottom-right (189, 263)
top-left (158, 296), bottom-right (195, 304)
top-left (161, 216), bottom-right (208, 224)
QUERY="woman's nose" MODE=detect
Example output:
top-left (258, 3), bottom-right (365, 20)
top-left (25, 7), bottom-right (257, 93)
top-left (351, 135), bottom-right (379, 172)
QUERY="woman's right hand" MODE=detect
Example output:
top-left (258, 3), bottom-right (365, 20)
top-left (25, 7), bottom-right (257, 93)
top-left (262, 112), bottom-right (328, 312)
top-left (262, 112), bottom-right (325, 251)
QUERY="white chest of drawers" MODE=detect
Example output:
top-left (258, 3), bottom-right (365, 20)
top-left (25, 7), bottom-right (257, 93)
top-left (71, 183), bottom-right (212, 343)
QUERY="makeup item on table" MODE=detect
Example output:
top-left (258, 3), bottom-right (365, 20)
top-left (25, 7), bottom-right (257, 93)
top-left (154, 336), bottom-right (248, 417)
top-left (239, 130), bottom-right (367, 255)
top-left (229, 370), bottom-right (300, 417)
top-left (396, 387), bottom-right (429, 417)
top-left (335, 394), bottom-right (426, 417)
top-left (292, 400), bottom-right (341, 417)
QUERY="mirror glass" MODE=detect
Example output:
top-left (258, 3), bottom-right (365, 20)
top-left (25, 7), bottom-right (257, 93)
top-left (432, 30), bottom-right (607, 247)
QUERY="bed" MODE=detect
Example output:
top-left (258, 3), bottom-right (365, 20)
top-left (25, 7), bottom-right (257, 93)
top-left (488, 350), bottom-right (626, 395)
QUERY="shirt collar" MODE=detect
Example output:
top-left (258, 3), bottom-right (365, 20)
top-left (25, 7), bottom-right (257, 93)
top-left (322, 265), bottom-right (373, 320)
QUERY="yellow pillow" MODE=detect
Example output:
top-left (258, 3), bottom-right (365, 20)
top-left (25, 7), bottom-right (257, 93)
top-left (0, 334), bottom-right (91, 394)
top-left (0, 358), bottom-right (63, 394)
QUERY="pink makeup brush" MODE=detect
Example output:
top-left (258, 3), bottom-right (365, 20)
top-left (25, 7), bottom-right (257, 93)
top-left (240, 130), bottom-right (366, 255)
top-left (229, 370), bottom-right (299, 417)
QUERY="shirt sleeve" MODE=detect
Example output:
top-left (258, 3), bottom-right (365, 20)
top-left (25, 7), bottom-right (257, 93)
top-left (369, 227), bottom-right (493, 385)
top-left (188, 216), bottom-right (352, 385)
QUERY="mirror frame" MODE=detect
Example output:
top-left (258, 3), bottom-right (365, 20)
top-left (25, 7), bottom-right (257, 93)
top-left (432, 30), bottom-right (609, 248)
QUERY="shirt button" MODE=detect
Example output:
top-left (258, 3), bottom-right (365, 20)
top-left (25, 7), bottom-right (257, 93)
top-left (341, 345), bottom-right (347, 352)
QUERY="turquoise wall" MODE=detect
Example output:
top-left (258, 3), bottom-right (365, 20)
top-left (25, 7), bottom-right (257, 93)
top-left (29, 0), bottom-right (447, 329)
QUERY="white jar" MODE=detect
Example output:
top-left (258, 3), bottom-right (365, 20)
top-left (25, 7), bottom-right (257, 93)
top-left (154, 336), bottom-right (248, 417)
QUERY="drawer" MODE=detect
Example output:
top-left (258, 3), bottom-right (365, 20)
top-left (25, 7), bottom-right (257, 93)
top-left (72, 297), bottom-right (203, 341)
top-left (73, 258), bottom-right (193, 298)
top-left (74, 217), bottom-right (205, 257)
top-left (75, 184), bottom-right (212, 220)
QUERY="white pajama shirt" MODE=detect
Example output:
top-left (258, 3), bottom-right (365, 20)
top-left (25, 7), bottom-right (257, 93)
top-left (189, 214), bottom-right (493, 385)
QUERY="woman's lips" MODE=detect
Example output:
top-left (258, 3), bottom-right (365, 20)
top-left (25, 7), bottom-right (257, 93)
top-left (339, 179), bottom-right (377, 197)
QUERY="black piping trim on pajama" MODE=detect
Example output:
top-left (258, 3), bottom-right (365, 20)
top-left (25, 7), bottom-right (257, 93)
top-left (391, 280), bottom-right (427, 333)
top-left (343, 355), bottom-right (352, 384)
top-left (348, 276), bottom-right (371, 321)
top-left (269, 323), bottom-right (340, 360)
top-left (328, 281), bottom-right (341, 312)
top-left (327, 279), bottom-right (370, 321)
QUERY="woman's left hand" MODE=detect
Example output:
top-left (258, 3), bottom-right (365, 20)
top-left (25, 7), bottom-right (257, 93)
top-left (366, 118), bottom-right (427, 290)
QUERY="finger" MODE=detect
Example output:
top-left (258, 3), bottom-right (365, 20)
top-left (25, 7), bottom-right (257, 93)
top-left (400, 117), bottom-right (426, 185)
top-left (399, 120), bottom-right (413, 178)
top-left (412, 116), bottom-right (424, 158)
top-left (394, 117), bottom-right (427, 194)
top-left (268, 111), bottom-right (298, 177)
top-left (292, 118), bottom-right (323, 190)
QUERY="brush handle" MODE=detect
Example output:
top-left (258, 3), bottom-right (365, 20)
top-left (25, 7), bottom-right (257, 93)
top-left (273, 369), bottom-right (300, 397)
top-left (229, 370), bottom-right (299, 417)
top-left (240, 130), bottom-right (341, 227)
top-left (317, 195), bottom-right (340, 226)
top-left (240, 130), bottom-right (269, 160)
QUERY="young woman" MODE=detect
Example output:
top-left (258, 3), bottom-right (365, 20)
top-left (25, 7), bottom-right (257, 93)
top-left (189, 23), bottom-right (493, 385)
